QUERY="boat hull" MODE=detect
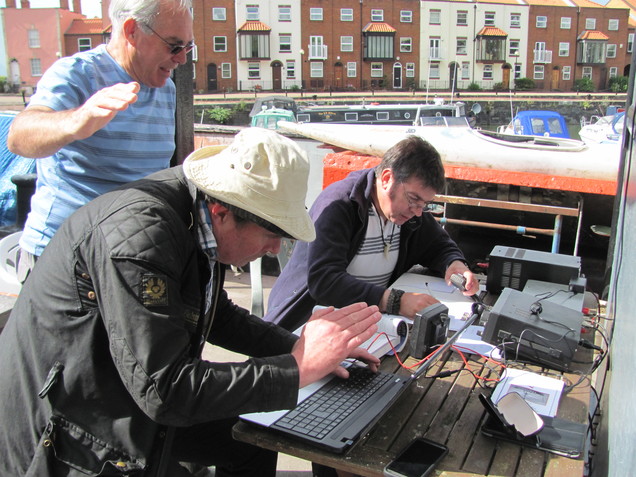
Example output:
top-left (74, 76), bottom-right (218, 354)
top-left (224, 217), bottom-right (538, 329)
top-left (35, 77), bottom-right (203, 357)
top-left (278, 121), bottom-right (619, 195)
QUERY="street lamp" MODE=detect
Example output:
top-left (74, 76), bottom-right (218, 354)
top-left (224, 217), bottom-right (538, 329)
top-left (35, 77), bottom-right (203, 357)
top-left (299, 48), bottom-right (305, 97)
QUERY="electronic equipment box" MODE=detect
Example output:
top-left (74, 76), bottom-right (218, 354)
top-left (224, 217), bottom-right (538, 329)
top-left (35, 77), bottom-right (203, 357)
top-left (482, 288), bottom-right (583, 371)
top-left (486, 246), bottom-right (581, 294)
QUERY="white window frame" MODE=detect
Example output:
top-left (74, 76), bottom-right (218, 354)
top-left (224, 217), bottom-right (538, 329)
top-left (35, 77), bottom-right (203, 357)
top-left (585, 18), bottom-right (596, 30)
top-left (430, 38), bottom-right (441, 59)
top-left (30, 58), bottom-right (42, 75)
top-left (533, 64), bottom-right (544, 80)
top-left (562, 66), bottom-right (571, 81)
top-left (286, 60), bottom-right (295, 79)
top-left (213, 36), bottom-right (227, 52)
top-left (536, 16), bottom-right (547, 28)
top-left (213, 7), bottom-right (226, 21)
top-left (559, 42), bottom-right (569, 57)
top-left (405, 62), bottom-right (415, 78)
top-left (462, 62), bottom-right (470, 80)
top-left (430, 10), bottom-right (441, 25)
top-left (509, 40), bottom-right (520, 57)
top-left (483, 64), bottom-right (493, 80)
top-left (246, 5), bottom-right (259, 21)
top-left (221, 63), bottom-right (231, 79)
top-left (456, 38), bottom-right (467, 55)
top-left (609, 19), bottom-right (619, 31)
top-left (310, 8), bottom-right (323, 21)
top-left (582, 66), bottom-right (592, 79)
top-left (400, 37), bottom-right (412, 53)
top-left (609, 67), bottom-right (618, 78)
top-left (371, 62), bottom-right (383, 77)
top-left (278, 6), bottom-right (291, 22)
top-left (560, 17), bottom-right (571, 29)
top-left (78, 38), bottom-right (92, 52)
top-left (457, 11), bottom-right (468, 26)
top-left (606, 44), bottom-right (617, 58)
top-left (629, 33), bottom-right (634, 53)
top-left (341, 36), bottom-right (354, 52)
top-left (341, 8), bottom-right (353, 21)
top-left (510, 13), bottom-right (521, 28)
top-left (514, 64), bottom-right (521, 79)
top-left (371, 9), bottom-right (383, 22)
top-left (28, 29), bottom-right (40, 48)
top-left (430, 62), bottom-right (440, 79)
top-left (279, 34), bottom-right (291, 53)
top-left (401, 10), bottom-right (412, 23)
top-left (310, 61), bottom-right (323, 78)
top-left (248, 63), bottom-right (260, 78)
top-left (485, 12), bottom-right (495, 26)
top-left (347, 61), bottom-right (357, 77)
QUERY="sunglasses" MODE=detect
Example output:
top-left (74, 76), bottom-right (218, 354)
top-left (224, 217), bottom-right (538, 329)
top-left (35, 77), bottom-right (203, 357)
top-left (144, 24), bottom-right (195, 56)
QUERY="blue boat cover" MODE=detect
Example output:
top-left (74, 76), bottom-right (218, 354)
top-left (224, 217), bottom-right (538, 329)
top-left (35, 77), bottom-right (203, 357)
top-left (0, 112), bottom-right (35, 227)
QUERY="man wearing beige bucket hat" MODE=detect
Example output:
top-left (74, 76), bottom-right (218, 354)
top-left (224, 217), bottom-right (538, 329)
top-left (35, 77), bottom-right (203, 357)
top-left (0, 128), bottom-right (381, 477)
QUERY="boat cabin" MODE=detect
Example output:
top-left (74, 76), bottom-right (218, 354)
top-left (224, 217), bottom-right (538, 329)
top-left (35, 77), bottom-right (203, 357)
top-left (501, 110), bottom-right (571, 139)
top-left (250, 107), bottom-right (296, 130)
top-left (295, 101), bottom-right (468, 126)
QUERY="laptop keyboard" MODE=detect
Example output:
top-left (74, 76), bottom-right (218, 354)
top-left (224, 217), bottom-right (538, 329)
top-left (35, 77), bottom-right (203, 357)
top-left (275, 366), bottom-right (394, 439)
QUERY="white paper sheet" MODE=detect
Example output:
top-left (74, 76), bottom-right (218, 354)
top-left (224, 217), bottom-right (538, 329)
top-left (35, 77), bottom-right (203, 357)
top-left (491, 367), bottom-right (564, 417)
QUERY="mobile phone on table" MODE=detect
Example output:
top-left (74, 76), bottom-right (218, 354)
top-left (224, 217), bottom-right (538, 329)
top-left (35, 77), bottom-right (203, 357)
top-left (383, 437), bottom-right (449, 477)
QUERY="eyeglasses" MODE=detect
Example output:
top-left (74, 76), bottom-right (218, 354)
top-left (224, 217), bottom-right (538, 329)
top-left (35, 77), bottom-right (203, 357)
top-left (402, 185), bottom-right (435, 212)
top-left (144, 24), bottom-right (195, 56)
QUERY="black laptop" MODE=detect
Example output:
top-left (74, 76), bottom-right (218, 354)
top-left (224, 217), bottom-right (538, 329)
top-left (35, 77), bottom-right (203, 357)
top-left (240, 311), bottom-right (480, 453)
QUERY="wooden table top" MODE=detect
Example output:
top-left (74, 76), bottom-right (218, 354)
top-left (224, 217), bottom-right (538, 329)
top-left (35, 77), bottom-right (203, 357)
top-left (233, 343), bottom-right (592, 477)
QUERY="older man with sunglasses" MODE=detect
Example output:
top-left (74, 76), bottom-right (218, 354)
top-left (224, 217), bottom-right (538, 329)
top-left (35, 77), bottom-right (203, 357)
top-left (263, 135), bottom-right (480, 334)
top-left (7, 0), bottom-right (194, 282)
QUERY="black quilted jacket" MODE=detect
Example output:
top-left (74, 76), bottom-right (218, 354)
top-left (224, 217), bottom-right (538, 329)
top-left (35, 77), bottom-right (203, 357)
top-left (0, 167), bottom-right (299, 476)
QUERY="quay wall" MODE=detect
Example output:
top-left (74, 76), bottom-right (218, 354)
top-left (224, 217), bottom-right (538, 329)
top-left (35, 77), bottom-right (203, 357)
top-left (193, 95), bottom-right (627, 131)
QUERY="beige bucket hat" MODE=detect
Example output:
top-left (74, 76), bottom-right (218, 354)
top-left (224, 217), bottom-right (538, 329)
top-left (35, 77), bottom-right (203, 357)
top-left (183, 128), bottom-right (315, 242)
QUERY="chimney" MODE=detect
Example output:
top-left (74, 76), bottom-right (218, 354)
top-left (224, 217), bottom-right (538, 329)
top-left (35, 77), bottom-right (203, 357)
top-left (73, 0), bottom-right (82, 14)
top-left (5, 0), bottom-right (16, 7)
top-left (60, 0), bottom-right (70, 10)
top-left (20, 1), bottom-right (30, 8)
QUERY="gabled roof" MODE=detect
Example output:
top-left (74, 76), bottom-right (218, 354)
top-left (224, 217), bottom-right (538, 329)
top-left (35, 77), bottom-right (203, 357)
top-left (606, 0), bottom-right (636, 28)
top-left (362, 22), bottom-right (397, 33)
top-left (578, 30), bottom-right (610, 40)
top-left (476, 26), bottom-right (508, 37)
top-left (526, 0), bottom-right (606, 6)
top-left (66, 18), bottom-right (108, 35)
top-left (238, 20), bottom-right (271, 32)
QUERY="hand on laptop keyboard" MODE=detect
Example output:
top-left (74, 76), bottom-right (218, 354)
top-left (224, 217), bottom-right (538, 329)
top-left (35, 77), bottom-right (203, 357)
top-left (292, 302), bottom-right (382, 388)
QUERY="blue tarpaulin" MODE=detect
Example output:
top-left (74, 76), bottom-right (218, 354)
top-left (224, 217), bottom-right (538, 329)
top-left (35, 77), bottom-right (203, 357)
top-left (0, 112), bottom-right (35, 227)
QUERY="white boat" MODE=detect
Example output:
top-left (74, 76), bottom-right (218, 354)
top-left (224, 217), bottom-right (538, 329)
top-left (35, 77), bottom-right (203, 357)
top-left (277, 121), bottom-right (620, 184)
top-left (578, 111), bottom-right (625, 144)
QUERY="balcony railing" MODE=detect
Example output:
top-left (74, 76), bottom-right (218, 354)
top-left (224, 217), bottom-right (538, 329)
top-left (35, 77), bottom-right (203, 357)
top-left (308, 45), bottom-right (328, 60)
top-left (533, 50), bottom-right (553, 63)
top-left (429, 46), bottom-right (445, 60)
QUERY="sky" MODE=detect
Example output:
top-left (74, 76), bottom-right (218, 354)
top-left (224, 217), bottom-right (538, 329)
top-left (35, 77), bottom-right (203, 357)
top-left (1, 0), bottom-right (102, 18)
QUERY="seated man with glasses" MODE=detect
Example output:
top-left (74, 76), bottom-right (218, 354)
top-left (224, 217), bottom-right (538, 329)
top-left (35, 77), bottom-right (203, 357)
top-left (263, 135), bottom-right (479, 333)
top-left (7, 0), bottom-right (195, 283)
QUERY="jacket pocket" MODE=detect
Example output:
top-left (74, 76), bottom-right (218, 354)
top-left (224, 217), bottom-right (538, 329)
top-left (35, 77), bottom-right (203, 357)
top-left (33, 415), bottom-right (146, 476)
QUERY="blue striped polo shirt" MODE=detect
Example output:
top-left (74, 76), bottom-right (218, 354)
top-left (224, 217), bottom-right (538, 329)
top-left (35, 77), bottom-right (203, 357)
top-left (20, 44), bottom-right (176, 256)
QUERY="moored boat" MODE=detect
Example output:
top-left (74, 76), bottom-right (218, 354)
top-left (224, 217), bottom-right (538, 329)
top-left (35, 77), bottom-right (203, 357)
top-left (277, 121), bottom-right (619, 192)
top-left (295, 98), bottom-right (472, 126)
top-left (497, 110), bottom-right (571, 139)
top-left (578, 110), bottom-right (625, 144)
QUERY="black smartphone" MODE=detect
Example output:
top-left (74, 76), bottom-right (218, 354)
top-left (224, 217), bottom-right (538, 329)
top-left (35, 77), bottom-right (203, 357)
top-left (383, 437), bottom-right (449, 477)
